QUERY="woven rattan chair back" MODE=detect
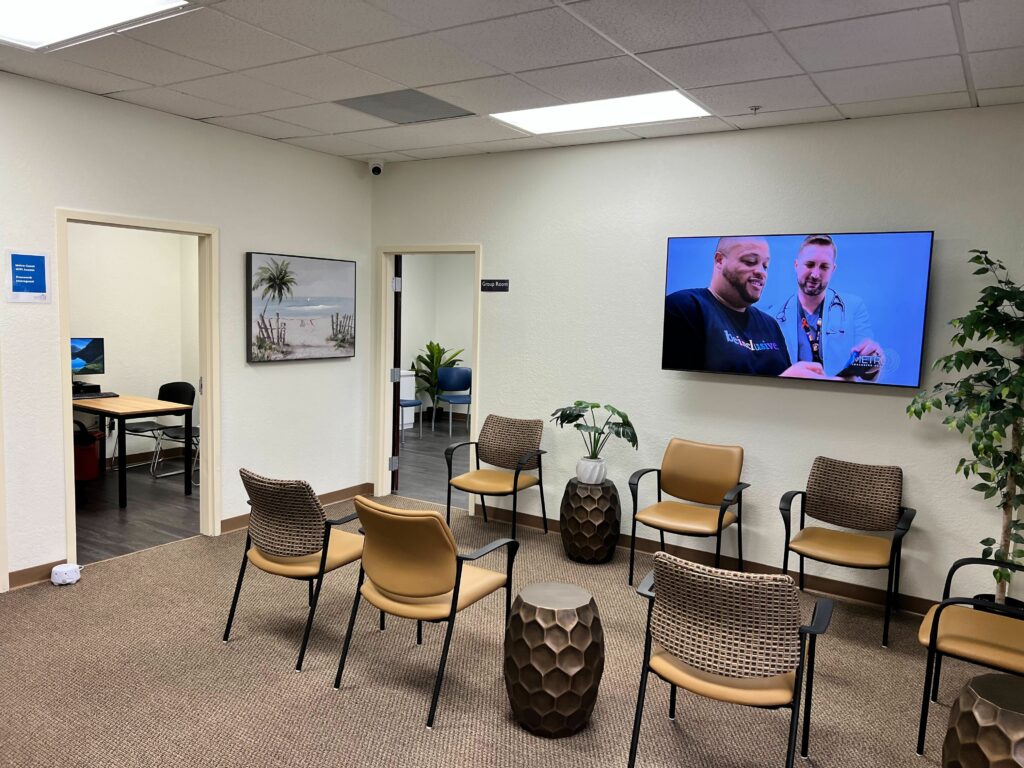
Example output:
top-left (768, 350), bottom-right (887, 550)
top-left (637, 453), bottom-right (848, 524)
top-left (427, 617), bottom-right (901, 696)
top-left (651, 552), bottom-right (801, 679)
top-left (660, 438), bottom-right (743, 506)
top-left (239, 468), bottom-right (326, 558)
top-left (804, 456), bottom-right (903, 531)
top-left (355, 496), bottom-right (459, 599)
top-left (477, 415), bottom-right (543, 471)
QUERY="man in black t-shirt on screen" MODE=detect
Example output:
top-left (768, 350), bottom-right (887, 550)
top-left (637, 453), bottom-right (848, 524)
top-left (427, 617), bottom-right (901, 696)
top-left (663, 236), bottom-right (826, 379)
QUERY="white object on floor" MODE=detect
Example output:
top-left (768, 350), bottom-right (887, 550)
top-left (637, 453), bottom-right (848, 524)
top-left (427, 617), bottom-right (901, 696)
top-left (51, 564), bottom-right (82, 585)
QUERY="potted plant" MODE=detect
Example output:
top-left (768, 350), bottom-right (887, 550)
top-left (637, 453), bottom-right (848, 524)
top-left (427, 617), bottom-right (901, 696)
top-left (551, 401), bottom-right (639, 484)
top-left (908, 250), bottom-right (1023, 604)
top-left (413, 341), bottom-right (464, 417)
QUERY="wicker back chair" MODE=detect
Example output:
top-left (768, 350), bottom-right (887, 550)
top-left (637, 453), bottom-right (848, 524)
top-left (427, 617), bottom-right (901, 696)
top-left (629, 553), bottom-right (832, 768)
top-left (445, 414), bottom-right (548, 540)
top-left (222, 469), bottom-right (363, 671)
top-left (780, 456), bottom-right (915, 647)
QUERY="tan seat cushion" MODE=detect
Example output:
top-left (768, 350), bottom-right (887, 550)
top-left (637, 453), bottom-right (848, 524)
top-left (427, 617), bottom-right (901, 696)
top-left (918, 604), bottom-right (1024, 674)
top-left (649, 644), bottom-right (795, 707)
top-left (247, 528), bottom-right (362, 578)
top-left (788, 526), bottom-right (891, 568)
top-left (449, 469), bottom-right (539, 495)
top-left (636, 500), bottom-right (736, 535)
top-left (361, 564), bottom-right (506, 621)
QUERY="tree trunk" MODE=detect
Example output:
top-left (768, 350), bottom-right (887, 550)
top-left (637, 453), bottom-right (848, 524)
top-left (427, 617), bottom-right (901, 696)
top-left (1000, 419), bottom-right (1021, 604)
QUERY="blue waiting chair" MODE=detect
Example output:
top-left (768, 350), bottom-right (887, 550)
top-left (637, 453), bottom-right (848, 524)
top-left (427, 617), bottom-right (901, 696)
top-left (400, 398), bottom-right (422, 442)
top-left (433, 367), bottom-right (471, 436)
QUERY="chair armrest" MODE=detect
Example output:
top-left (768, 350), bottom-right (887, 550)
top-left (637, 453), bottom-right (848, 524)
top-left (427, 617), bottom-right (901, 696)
top-left (445, 441), bottom-right (477, 476)
top-left (515, 449), bottom-right (546, 472)
top-left (629, 468), bottom-right (661, 514)
top-left (779, 490), bottom-right (804, 536)
top-left (800, 597), bottom-right (834, 636)
top-left (942, 557), bottom-right (1024, 599)
top-left (326, 512), bottom-right (358, 526)
top-left (459, 537), bottom-right (518, 562)
top-left (722, 482), bottom-right (750, 506)
top-left (636, 570), bottom-right (656, 601)
top-left (894, 506), bottom-right (916, 538)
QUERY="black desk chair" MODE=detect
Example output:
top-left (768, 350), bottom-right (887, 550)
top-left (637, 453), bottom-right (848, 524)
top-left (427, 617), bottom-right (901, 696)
top-left (110, 381), bottom-right (195, 472)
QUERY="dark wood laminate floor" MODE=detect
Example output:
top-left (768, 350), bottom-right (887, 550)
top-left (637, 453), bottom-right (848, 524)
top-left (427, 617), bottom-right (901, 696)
top-left (75, 458), bottom-right (200, 565)
top-left (394, 416), bottom-right (470, 507)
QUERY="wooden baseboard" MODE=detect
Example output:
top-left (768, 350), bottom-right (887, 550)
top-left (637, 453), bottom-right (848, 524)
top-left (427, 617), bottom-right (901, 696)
top-left (221, 482), bottom-right (375, 533)
top-left (9, 560), bottom-right (66, 590)
top-left (478, 505), bottom-right (933, 616)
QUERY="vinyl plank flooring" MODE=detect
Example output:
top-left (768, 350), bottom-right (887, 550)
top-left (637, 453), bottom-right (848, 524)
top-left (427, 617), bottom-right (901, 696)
top-left (394, 416), bottom-right (470, 507)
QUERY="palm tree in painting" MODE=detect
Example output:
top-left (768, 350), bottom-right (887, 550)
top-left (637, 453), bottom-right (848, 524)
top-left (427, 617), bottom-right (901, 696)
top-left (252, 257), bottom-right (297, 321)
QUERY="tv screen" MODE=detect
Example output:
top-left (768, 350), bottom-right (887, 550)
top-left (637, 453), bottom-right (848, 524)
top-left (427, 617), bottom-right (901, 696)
top-left (662, 231), bottom-right (933, 388)
top-left (71, 337), bottom-right (105, 375)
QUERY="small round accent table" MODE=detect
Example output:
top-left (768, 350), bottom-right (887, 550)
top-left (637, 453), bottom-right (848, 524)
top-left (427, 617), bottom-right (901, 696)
top-left (943, 674), bottom-right (1024, 767)
top-left (559, 478), bottom-right (620, 563)
top-left (503, 582), bottom-right (605, 738)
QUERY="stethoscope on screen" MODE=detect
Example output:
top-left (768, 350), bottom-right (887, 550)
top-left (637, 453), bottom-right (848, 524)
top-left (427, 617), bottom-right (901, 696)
top-left (778, 293), bottom-right (847, 335)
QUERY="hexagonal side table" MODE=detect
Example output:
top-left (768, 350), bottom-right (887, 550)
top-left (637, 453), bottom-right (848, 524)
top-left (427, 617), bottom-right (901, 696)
top-left (559, 478), bottom-right (620, 564)
top-left (504, 582), bottom-right (605, 738)
top-left (943, 674), bottom-right (1024, 768)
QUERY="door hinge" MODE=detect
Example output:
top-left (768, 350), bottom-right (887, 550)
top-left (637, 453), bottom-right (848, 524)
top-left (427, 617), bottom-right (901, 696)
top-left (389, 368), bottom-right (402, 383)
top-left (392, 276), bottom-right (402, 292)
top-left (388, 456), bottom-right (399, 471)
top-left (199, 376), bottom-right (203, 395)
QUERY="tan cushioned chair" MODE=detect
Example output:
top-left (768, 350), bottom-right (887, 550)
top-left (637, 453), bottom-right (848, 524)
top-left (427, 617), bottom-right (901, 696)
top-left (628, 438), bottom-right (748, 585)
top-left (628, 553), bottom-right (832, 768)
top-left (779, 456), bottom-right (915, 647)
top-left (333, 496), bottom-right (519, 729)
top-left (223, 468), bottom-right (363, 672)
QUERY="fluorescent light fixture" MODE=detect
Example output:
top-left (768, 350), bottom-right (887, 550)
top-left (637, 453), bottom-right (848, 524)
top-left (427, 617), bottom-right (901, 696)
top-left (492, 90), bottom-right (708, 134)
top-left (0, 0), bottom-right (188, 51)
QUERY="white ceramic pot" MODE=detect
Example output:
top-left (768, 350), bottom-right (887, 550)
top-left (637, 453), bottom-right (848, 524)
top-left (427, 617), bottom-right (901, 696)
top-left (576, 457), bottom-right (607, 485)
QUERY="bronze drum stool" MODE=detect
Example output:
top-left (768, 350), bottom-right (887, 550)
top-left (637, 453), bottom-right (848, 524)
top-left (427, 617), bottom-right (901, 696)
top-left (504, 582), bottom-right (605, 737)
top-left (560, 479), bottom-right (620, 563)
top-left (944, 674), bottom-right (1024, 767)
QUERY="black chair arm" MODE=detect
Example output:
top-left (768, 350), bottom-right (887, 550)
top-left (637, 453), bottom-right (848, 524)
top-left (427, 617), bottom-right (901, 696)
top-left (800, 597), bottom-right (834, 636)
top-left (445, 441), bottom-right (477, 477)
top-left (636, 570), bottom-right (656, 601)
top-left (779, 490), bottom-right (804, 536)
top-left (927, 596), bottom-right (1024, 649)
top-left (722, 482), bottom-right (750, 505)
top-left (629, 468), bottom-right (661, 514)
top-left (326, 512), bottom-right (358, 527)
top-left (942, 557), bottom-right (1024, 600)
top-left (459, 537), bottom-right (518, 562)
top-left (894, 506), bottom-right (917, 537)
top-left (514, 449), bottom-right (546, 472)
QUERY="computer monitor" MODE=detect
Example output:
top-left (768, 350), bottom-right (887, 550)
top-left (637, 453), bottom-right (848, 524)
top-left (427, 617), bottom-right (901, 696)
top-left (71, 337), bottom-right (105, 375)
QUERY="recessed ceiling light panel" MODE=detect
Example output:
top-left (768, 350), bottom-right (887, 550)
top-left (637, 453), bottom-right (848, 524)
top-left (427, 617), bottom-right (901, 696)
top-left (0, 0), bottom-right (188, 51)
top-left (492, 91), bottom-right (708, 134)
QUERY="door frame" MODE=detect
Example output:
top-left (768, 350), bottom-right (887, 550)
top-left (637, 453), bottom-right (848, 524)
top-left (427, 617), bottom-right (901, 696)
top-left (374, 245), bottom-right (482, 495)
top-left (56, 209), bottom-right (222, 564)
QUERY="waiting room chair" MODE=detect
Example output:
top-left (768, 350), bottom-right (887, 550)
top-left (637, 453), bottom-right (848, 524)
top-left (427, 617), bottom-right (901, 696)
top-left (433, 366), bottom-right (471, 436)
top-left (446, 414), bottom-right (548, 540)
top-left (916, 557), bottom-right (1024, 755)
top-left (399, 398), bottom-right (422, 442)
top-left (780, 455), bottom-right (915, 647)
top-left (223, 468), bottom-right (363, 671)
top-left (628, 438), bottom-right (748, 585)
top-left (333, 495), bottom-right (518, 728)
top-left (629, 552), bottom-right (832, 768)
top-left (110, 381), bottom-right (195, 471)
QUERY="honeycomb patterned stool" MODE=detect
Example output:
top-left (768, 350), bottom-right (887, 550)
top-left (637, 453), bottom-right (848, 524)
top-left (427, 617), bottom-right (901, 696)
top-left (504, 582), bottom-right (605, 737)
top-left (559, 479), bottom-right (620, 563)
top-left (944, 674), bottom-right (1024, 768)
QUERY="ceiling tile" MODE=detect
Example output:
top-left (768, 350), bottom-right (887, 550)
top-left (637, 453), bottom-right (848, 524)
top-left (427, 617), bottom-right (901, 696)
top-left (421, 75), bottom-right (563, 114)
top-left (215, 0), bottom-right (421, 53)
top-left (364, 0), bottom-right (552, 30)
top-left (977, 84), bottom-right (1024, 106)
top-left (346, 151), bottom-right (416, 161)
top-left (205, 113), bottom-right (321, 139)
top-left (283, 133), bottom-right (387, 155)
top-left (624, 116), bottom-right (735, 137)
top-left (332, 34), bottom-right (501, 88)
top-left (264, 103), bottom-right (393, 132)
top-left (172, 73), bottom-right (317, 110)
top-left (542, 127), bottom-right (638, 145)
top-left (470, 136), bottom-right (554, 152)
top-left (109, 86), bottom-right (248, 118)
top-left (401, 144), bottom-right (487, 159)
top-left (836, 90), bottom-right (970, 118)
top-left (780, 6), bottom-right (958, 72)
top-left (689, 75), bottom-right (828, 115)
top-left (960, 0), bottom-right (1024, 52)
top-left (0, 49), bottom-right (148, 94)
top-left (728, 105), bottom-right (843, 128)
top-left (55, 34), bottom-right (224, 86)
top-left (348, 115), bottom-right (527, 149)
top-left (815, 56), bottom-right (966, 103)
top-left (970, 47), bottom-right (1024, 89)
top-left (518, 57), bottom-right (671, 102)
top-left (246, 56), bottom-right (402, 101)
top-left (569, 0), bottom-right (766, 52)
top-left (745, 0), bottom-right (945, 30)
top-left (435, 9), bottom-right (620, 72)
top-left (639, 34), bottom-right (801, 89)
top-left (123, 8), bottom-right (315, 69)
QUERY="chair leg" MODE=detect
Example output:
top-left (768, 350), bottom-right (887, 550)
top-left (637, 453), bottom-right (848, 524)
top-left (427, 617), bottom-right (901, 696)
top-left (222, 549), bottom-right (248, 642)
top-left (296, 575), bottom-right (325, 671)
top-left (714, 530), bottom-right (722, 568)
top-left (334, 570), bottom-right (364, 689)
top-left (782, 544), bottom-right (790, 578)
top-left (446, 482), bottom-right (453, 526)
top-left (785, 665), bottom-right (805, 768)
top-left (736, 518), bottom-right (744, 572)
top-left (629, 516), bottom-right (638, 586)
top-left (538, 481), bottom-right (549, 534)
top-left (668, 685), bottom-right (677, 721)
top-left (449, 408), bottom-right (452, 438)
top-left (417, 620), bottom-right (423, 646)
top-left (801, 638), bottom-right (817, 758)
top-left (308, 579), bottom-right (314, 607)
top-left (480, 495), bottom-right (488, 523)
top-left (419, 408), bottom-right (423, 439)
top-left (917, 647), bottom-right (937, 754)
top-left (426, 616), bottom-right (457, 729)
top-left (511, 491), bottom-right (518, 541)
top-left (432, 405), bottom-right (436, 432)
top-left (930, 654), bottom-right (943, 703)
top-left (799, 556), bottom-right (805, 590)
top-left (379, 610), bottom-right (386, 631)
top-left (882, 564), bottom-right (895, 648)
top-left (627, 666), bottom-right (651, 768)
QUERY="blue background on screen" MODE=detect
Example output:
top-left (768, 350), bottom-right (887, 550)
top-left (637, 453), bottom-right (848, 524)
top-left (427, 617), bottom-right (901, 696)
top-left (665, 232), bottom-right (933, 387)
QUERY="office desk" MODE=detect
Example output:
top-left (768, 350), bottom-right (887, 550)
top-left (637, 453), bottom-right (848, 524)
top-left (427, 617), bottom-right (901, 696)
top-left (72, 395), bottom-right (193, 509)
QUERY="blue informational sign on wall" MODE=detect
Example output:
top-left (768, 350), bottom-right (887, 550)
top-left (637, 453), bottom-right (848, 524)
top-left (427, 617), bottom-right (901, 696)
top-left (6, 251), bottom-right (50, 303)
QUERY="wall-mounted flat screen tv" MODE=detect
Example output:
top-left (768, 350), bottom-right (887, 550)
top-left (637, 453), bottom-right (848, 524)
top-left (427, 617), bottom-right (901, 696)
top-left (662, 231), bottom-right (933, 388)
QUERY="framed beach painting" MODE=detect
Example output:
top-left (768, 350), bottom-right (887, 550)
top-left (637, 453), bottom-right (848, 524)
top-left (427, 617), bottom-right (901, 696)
top-left (247, 252), bottom-right (356, 362)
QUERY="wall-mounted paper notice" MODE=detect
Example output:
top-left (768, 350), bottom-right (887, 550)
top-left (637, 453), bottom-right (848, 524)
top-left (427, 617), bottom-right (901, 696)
top-left (7, 251), bottom-right (50, 303)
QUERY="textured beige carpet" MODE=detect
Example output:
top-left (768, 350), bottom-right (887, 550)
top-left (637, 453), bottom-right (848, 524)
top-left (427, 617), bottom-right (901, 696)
top-left (0, 496), bottom-right (969, 768)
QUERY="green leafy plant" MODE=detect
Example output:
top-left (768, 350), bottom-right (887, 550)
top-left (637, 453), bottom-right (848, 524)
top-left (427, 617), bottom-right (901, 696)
top-left (550, 401), bottom-right (638, 459)
top-left (908, 250), bottom-right (1024, 602)
top-left (413, 341), bottom-right (464, 406)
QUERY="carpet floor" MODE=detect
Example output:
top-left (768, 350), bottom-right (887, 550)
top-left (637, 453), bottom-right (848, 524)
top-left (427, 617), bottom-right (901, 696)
top-left (0, 496), bottom-right (971, 768)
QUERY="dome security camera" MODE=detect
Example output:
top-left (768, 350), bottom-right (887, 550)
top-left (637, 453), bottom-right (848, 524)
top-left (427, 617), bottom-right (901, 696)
top-left (369, 160), bottom-right (384, 176)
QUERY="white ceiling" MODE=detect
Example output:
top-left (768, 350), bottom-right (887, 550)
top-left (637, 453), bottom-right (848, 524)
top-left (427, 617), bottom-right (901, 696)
top-left (0, 0), bottom-right (1021, 163)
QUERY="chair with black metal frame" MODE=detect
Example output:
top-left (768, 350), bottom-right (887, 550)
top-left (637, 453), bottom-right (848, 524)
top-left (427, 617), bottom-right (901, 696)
top-left (399, 398), bottom-right (423, 442)
top-left (628, 552), bottom-right (832, 768)
top-left (151, 423), bottom-right (200, 485)
top-left (432, 366), bottom-right (471, 436)
top-left (445, 414), bottom-right (548, 541)
top-left (915, 557), bottom-right (1024, 755)
top-left (109, 381), bottom-right (195, 471)
top-left (223, 468), bottom-right (363, 671)
top-left (333, 495), bottom-right (518, 729)
top-left (628, 437), bottom-right (748, 585)
top-left (780, 455), bottom-right (915, 647)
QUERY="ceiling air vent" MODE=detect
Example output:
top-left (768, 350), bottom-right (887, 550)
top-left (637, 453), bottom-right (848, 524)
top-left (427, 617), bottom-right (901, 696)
top-left (335, 89), bottom-right (471, 124)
